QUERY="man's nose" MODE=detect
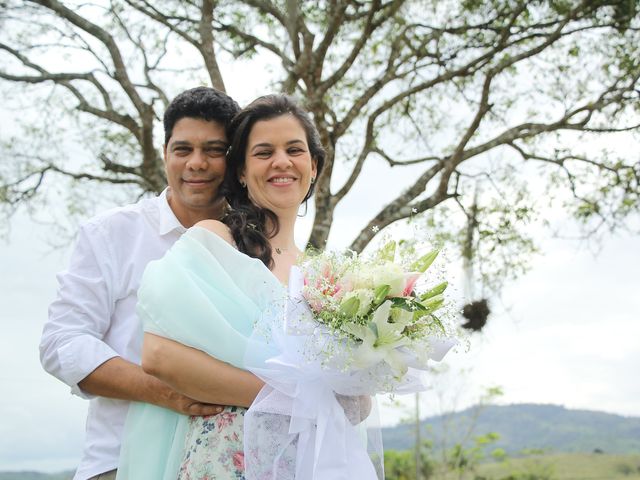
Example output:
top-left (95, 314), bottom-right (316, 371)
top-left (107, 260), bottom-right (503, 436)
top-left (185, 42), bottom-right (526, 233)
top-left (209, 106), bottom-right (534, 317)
top-left (186, 149), bottom-right (208, 169)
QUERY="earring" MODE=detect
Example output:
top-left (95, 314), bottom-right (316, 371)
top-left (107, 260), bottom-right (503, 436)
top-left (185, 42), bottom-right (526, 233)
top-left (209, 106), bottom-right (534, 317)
top-left (240, 180), bottom-right (246, 188)
top-left (310, 177), bottom-right (316, 184)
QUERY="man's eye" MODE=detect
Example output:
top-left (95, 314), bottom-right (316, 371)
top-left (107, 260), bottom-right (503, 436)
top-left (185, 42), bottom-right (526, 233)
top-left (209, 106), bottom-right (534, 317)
top-left (206, 148), bottom-right (226, 157)
top-left (175, 147), bottom-right (191, 154)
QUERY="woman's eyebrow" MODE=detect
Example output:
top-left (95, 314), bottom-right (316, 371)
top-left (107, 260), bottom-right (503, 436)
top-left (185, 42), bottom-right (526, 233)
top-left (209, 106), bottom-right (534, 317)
top-left (250, 142), bottom-right (273, 152)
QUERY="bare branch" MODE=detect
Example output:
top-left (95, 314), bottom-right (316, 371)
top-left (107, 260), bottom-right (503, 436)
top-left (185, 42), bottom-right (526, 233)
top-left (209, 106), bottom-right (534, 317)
top-left (373, 147), bottom-right (443, 167)
top-left (312, 0), bottom-right (349, 73)
top-left (213, 22), bottom-right (293, 68)
top-left (199, 0), bottom-right (225, 90)
top-left (1, 161), bottom-right (143, 206)
top-left (0, 42), bottom-right (141, 138)
top-left (317, 0), bottom-right (401, 97)
top-left (29, 0), bottom-right (148, 116)
top-left (123, 0), bottom-right (225, 90)
top-left (109, 5), bottom-right (169, 111)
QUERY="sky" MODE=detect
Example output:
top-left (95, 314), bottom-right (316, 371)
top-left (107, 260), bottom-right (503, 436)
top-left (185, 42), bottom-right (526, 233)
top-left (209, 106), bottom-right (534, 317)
top-left (1, 18), bottom-right (639, 474)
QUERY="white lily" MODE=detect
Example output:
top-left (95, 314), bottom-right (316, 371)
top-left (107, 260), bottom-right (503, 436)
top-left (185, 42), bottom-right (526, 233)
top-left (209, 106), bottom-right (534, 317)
top-left (344, 300), bottom-right (412, 376)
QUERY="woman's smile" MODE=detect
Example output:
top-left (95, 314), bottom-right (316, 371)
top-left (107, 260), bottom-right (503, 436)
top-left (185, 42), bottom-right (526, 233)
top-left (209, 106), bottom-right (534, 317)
top-left (241, 114), bottom-right (317, 212)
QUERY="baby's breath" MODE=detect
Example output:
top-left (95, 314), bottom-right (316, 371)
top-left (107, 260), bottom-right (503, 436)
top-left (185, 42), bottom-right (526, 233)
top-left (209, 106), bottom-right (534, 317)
top-left (299, 239), bottom-right (458, 383)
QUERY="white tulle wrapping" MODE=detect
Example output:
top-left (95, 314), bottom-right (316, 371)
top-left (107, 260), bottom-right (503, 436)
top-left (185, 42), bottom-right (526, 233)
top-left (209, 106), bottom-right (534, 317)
top-left (243, 267), bottom-right (456, 479)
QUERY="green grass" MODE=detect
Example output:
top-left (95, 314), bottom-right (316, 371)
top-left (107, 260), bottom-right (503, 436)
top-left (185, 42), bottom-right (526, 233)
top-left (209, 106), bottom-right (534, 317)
top-left (470, 453), bottom-right (640, 480)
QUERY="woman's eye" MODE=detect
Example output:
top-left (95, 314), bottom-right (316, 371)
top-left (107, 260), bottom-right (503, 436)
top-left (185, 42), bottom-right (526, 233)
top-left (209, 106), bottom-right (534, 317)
top-left (255, 151), bottom-right (272, 158)
top-left (288, 148), bottom-right (304, 155)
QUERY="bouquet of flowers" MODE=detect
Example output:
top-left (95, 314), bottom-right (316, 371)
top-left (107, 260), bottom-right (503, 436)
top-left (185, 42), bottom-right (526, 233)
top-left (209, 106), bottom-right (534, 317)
top-left (300, 240), bottom-right (455, 387)
top-left (243, 240), bottom-right (456, 480)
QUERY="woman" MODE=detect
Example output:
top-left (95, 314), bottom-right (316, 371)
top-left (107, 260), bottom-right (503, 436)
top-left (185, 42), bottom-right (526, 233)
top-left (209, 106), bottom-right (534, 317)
top-left (117, 95), bottom-right (325, 479)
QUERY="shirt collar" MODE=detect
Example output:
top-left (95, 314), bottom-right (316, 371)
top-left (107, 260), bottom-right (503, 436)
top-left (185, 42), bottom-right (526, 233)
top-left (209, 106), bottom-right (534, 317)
top-left (157, 188), bottom-right (187, 236)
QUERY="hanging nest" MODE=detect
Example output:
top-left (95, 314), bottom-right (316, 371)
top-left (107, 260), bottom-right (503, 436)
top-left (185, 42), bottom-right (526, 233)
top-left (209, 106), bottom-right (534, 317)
top-left (461, 298), bottom-right (490, 332)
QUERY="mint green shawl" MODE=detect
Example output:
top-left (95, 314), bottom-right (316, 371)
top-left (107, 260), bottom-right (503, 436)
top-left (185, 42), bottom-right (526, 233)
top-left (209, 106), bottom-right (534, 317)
top-left (117, 227), bottom-right (282, 480)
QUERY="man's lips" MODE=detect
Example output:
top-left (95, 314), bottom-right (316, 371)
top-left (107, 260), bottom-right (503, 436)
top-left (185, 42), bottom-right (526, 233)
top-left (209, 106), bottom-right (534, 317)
top-left (183, 178), bottom-right (215, 185)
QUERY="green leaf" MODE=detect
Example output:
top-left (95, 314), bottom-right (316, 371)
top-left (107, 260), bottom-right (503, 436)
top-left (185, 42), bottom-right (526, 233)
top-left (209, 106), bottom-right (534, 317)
top-left (427, 314), bottom-right (445, 333)
top-left (420, 281), bottom-right (448, 300)
top-left (410, 249), bottom-right (440, 273)
top-left (420, 294), bottom-right (444, 313)
top-left (391, 297), bottom-right (427, 312)
top-left (373, 284), bottom-right (391, 306)
top-left (378, 240), bottom-right (396, 262)
top-left (340, 296), bottom-right (360, 317)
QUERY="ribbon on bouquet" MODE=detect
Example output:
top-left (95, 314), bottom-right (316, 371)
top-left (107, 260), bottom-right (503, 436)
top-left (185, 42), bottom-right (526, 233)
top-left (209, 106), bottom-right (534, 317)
top-left (243, 266), bottom-right (382, 480)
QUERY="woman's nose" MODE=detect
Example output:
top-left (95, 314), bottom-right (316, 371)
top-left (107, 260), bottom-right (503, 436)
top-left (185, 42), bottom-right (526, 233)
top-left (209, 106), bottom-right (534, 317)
top-left (271, 149), bottom-right (292, 168)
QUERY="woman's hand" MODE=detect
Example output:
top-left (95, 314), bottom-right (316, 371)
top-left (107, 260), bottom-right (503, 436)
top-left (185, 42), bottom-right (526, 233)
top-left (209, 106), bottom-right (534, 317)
top-left (143, 332), bottom-right (264, 408)
top-left (335, 394), bottom-right (373, 425)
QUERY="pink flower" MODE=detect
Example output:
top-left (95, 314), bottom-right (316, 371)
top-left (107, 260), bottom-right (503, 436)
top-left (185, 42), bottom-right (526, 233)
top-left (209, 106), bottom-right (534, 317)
top-left (402, 273), bottom-right (421, 296)
top-left (233, 451), bottom-right (245, 471)
top-left (216, 412), bottom-right (236, 431)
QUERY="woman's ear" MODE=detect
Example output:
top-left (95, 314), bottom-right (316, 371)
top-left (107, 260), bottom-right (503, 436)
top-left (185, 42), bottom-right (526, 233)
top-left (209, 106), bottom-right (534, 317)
top-left (238, 168), bottom-right (247, 188)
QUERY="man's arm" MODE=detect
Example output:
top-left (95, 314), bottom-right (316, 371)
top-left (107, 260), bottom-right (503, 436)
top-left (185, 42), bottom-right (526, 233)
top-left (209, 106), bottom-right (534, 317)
top-left (79, 356), bottom-right (223, 416)
top-left (142, 333), bottom-right (264, 408)
top-left (40, 221), bottom-right (221, 415)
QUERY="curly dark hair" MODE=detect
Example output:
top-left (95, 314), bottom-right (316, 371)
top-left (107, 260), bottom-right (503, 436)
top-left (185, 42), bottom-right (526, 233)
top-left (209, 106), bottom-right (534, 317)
top-left (222, 94), bottom-right (326, 268)
top-left (163, 87), bottom-right (240, 145)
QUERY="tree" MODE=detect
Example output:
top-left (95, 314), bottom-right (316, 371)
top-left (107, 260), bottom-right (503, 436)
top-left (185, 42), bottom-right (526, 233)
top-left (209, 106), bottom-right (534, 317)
top-left (1, 1), bottom-right (639, 279)
top-left (384, 444), bottom-right (435, 480)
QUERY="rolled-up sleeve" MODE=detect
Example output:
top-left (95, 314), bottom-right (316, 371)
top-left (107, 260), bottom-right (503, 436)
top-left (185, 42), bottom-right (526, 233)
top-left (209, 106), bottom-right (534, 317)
top-left (40, 222), bottom-right (120, 398)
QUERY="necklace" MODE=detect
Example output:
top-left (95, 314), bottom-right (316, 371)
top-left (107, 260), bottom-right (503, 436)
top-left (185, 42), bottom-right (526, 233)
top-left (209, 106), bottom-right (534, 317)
top-left (274, 245), bottom-right (298, 255)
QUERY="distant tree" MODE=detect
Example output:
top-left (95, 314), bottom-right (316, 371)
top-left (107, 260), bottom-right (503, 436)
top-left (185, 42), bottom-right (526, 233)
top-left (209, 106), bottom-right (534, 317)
top-left (384, 444), bottom-right (435, 480)
top-left (1, 1), bottom-right (638, 287)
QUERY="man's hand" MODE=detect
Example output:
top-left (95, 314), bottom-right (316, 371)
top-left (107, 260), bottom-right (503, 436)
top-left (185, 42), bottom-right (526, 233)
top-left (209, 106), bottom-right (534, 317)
top-left (78, 357), bottom-right (225, 416)
top-left (335, 394), bottom-right (373, 425)
top-left (163, 389), bottom-right (224, 416)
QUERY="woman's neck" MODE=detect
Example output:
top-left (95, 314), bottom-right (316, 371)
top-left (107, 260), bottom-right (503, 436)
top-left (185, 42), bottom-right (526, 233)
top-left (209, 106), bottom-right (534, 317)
top-left (268, 209), bottom-right (300, 254)
top-left (267, 209), bottom-right (301, 285)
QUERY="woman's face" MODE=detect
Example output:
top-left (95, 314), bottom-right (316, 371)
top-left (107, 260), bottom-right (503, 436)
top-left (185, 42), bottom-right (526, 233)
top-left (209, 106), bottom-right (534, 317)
top-left (240, 114), bottom-right (317, 213)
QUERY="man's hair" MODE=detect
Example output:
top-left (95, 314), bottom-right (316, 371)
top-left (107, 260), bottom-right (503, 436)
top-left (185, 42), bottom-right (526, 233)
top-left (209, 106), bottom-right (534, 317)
top-left (163, 87), bottom-right (240, 145)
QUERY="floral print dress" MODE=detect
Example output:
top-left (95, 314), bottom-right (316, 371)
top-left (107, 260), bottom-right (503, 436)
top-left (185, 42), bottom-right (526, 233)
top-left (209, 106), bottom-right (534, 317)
top-left (178, 406), bottom-right (247, 479)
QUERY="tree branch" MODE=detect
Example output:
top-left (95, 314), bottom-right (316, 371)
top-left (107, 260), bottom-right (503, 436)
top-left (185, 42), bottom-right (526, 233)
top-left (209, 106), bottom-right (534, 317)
top-left (373, 147), bottom-right (443, 167)
top-left (30, 0), bottom-right (148, 116)
top-left (199, 0), bottom-right (225, 90)
top-left (0, 42), bottom-right (141, 139)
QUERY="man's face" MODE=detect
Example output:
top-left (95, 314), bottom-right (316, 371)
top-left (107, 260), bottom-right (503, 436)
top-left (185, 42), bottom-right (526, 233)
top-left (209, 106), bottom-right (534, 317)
top-left (164, 117), bottom-right (227, 226)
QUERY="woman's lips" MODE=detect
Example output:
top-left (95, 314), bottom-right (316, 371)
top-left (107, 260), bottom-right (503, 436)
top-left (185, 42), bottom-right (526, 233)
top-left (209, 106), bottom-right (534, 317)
top-left (268, 176), bottom-right (297, 185)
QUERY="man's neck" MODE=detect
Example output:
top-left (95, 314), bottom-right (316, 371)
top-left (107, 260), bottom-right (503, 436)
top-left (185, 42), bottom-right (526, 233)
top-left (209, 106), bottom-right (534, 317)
top-left (171, 201), bottom-right (226, 228)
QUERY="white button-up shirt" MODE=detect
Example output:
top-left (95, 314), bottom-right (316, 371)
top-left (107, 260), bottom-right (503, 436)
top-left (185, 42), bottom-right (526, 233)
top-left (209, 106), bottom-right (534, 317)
top-left (40, 190), bottom-right (186, 480)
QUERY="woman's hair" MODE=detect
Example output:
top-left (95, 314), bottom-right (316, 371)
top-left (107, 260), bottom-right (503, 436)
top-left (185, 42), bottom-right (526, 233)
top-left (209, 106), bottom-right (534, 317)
top-left (221, 94), bottom-right (326, 268)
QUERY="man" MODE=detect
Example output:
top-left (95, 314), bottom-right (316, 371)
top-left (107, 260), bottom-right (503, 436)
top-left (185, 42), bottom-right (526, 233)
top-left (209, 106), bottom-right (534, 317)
top-left (40, 87), bottom-right (240, 480)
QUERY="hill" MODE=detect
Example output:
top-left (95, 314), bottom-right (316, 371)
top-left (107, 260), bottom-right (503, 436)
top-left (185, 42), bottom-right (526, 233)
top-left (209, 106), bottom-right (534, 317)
top-left (2, 404), bottom-right (639, 479)
top-left (0, 473), bottom-right (71, 480)
top-left (382, 403), bottom-right (640, 454)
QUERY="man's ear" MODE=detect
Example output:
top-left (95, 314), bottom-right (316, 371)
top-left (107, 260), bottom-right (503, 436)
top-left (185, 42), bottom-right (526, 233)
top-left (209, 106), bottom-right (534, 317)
top-left (163, 144), bottom-right (169, 175)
